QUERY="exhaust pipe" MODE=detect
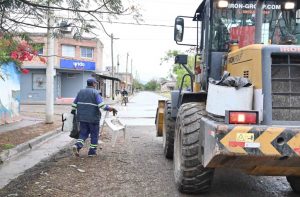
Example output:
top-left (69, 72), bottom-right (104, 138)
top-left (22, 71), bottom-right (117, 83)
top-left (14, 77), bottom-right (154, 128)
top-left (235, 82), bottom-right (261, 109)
top-left (255, 0), bottom-right (263, 44)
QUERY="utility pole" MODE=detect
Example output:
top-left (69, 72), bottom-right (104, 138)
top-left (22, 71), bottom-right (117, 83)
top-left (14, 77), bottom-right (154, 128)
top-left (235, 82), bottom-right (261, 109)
top-left (111, 33), bottom-right (115, 100)
top-left (131, 59), bottom-right (133, 76)
top-left (131, 59), bottom-right (133, 93)
top-left (117, 54), bottom-right (120, 73)
top-left (116, 54), bottom-right (120, 93)
top-left (46, 1), bottom-right (55, 124)
top-left (125, 53), bottom-right (129, 89)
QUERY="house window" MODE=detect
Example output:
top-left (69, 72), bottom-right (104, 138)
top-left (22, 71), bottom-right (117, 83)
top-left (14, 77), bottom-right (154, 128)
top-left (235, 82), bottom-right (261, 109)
top-left (62, 45), bottom-right (75, 57)
top-left (32, 73), bottom-right (46, 90)
top-left (80, 47), bottom-right (93, 58)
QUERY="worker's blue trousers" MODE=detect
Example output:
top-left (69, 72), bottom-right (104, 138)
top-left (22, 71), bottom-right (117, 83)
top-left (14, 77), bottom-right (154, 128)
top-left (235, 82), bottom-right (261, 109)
top-left (75, 122), bottom-right (100, 150)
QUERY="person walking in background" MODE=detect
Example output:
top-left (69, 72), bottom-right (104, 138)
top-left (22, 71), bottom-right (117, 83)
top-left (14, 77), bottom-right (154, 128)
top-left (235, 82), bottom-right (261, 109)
top-left (120, 88), bottom-right (129, 105)
top-left (121, 88), bottom-right (128, 97)
top-left (71, 78), bottom-right (117, 157)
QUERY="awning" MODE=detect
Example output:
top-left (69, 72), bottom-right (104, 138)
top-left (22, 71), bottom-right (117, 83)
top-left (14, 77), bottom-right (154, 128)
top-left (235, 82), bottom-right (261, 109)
top-left (93, 73), bottom-right (121, 82)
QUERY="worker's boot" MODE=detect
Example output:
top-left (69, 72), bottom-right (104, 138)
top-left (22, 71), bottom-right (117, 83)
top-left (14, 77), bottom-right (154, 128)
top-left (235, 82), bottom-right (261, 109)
top-left (72, 145), bottom-right (80, 157)
top-left (72, 139), bottom-right (84, 157)
top-left (88, 148), bottom-right (97, 157)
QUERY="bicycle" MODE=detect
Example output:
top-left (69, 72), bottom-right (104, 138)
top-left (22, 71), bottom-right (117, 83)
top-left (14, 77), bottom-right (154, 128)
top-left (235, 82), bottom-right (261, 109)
top-left (121, 95), bottom-right (128, 106)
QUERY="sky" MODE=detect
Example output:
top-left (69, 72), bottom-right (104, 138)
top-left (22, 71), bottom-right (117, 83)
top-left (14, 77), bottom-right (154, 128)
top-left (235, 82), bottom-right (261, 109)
top-left (97, 0), bottom-right (201, 83)
top-left (20, 0), bottom-right (201, 83)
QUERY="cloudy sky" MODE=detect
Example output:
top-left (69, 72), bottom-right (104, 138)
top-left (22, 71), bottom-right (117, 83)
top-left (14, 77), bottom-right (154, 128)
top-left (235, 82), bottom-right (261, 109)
top-left (97, 0), bottom-right (200, 83)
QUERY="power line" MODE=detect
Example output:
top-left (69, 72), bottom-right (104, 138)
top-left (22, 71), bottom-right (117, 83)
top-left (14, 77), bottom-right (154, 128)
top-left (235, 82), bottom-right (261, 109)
top-left (99, 20), bottom-right (196, 28)
top-left (12, 15), bottom-right (197, 29)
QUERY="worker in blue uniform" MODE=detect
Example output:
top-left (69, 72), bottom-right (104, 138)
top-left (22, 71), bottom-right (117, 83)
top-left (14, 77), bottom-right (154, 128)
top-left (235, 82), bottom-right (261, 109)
top-left (71, 78), bottom-right (117, 157)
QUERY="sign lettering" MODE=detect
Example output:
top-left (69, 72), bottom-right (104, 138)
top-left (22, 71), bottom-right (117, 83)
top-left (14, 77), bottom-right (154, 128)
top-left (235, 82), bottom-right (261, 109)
top-left (280, 47), bottom-right (300, 53)
top-left (228, 3), bottom-right (281, 10)
top-left (228, 52), bottom-right (243, 64)
top-left (60, 59), bottom-right (96, 71)
top-left (73, 62), bottom-right (85, 70)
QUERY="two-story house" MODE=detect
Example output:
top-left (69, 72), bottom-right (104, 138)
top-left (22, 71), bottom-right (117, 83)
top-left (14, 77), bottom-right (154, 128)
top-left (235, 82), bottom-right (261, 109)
top-left (21, 33), bottom-right (104, 103)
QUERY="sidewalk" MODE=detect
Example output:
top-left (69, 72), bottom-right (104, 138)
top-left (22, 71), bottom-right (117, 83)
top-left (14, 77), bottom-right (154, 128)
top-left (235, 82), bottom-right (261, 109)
top-left (0, 95), bottom-right (126, 189)
top-left (0, 97), bottom-right (121, 162)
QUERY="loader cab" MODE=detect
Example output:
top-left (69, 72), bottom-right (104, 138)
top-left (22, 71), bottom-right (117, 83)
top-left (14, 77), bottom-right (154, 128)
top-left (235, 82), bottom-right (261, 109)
top-left (175, 0), bottom-right (300, 89)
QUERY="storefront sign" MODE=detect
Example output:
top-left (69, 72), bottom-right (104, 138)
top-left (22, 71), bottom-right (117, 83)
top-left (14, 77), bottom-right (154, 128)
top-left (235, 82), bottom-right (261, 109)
top-left (60, 59), bottom-right (96, 71)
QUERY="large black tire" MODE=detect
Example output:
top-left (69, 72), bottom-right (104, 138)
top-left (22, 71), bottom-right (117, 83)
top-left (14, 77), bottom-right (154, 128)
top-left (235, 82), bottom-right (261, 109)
top-left (174, 102), bottom-right (214, 194)
top-left (287, 176), bottom-right (300, 193)
top-left (163, 101), bottom-right (176, 159)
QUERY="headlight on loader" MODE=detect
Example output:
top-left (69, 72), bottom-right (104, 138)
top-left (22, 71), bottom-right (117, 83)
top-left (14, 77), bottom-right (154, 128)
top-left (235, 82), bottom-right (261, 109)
top-left (217, 0), bottom-right (229, 8)
top-left (284, 2), bottom-right (295, 10)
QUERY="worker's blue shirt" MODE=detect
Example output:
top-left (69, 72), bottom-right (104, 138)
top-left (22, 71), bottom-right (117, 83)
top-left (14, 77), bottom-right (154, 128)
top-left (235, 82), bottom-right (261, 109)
top-left (72, 86), bottom-right (109, 123)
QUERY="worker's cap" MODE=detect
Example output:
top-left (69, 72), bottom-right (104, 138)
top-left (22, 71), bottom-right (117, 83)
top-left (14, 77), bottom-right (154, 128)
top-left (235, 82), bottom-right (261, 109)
top-left (87, 78), bottom-right (97, 84)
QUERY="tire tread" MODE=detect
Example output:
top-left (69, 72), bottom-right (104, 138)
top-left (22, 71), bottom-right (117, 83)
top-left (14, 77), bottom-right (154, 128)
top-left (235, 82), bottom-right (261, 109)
top-left (174, 102), bottom-right (214, 194)
top-left (163, 101), bottom-right (176, 159)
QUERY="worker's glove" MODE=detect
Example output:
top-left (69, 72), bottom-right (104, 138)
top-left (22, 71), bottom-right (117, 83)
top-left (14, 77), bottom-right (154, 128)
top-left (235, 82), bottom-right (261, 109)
top-left (71, 109), bottom-right (76, 115)
top-left (113, 108), bottom-right (118, 116)
top-left (109, 107), bottom-right (118, 116)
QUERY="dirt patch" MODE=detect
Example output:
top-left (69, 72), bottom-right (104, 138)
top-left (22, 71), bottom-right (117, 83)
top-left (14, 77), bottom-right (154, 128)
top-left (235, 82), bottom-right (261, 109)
top-left (0, 126), bottom-right (298, 197)
top-left (0, 104), bottom-right (67, 153)
top-left (0, 126), bottom-right (178, 197)
top-left (0, 121), bottom-right (61, 152)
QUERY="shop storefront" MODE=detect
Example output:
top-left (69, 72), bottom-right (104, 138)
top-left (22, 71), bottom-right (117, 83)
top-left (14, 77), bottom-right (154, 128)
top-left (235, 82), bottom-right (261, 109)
top-left (20, 59), bottom-right (96, 104)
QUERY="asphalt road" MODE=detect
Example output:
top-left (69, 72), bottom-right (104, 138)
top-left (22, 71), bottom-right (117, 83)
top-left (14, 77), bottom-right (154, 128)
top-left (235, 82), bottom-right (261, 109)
top-left (0, 91), bottom-right (298, 197)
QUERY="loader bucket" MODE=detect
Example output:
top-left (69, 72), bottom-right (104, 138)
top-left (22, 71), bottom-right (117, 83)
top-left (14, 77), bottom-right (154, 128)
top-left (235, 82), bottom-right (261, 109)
top-left (155, 100), bottom-right (166, 137)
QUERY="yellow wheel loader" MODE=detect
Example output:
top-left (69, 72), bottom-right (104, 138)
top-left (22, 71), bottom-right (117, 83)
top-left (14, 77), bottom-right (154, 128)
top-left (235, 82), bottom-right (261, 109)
top-left (155, 0), bottom-right (300, 194)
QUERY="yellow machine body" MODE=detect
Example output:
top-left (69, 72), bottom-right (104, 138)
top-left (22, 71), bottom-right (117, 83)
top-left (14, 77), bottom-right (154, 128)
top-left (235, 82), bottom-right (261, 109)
top-left (226, 44), bottom-right (263, 89)
top-left (155, 100), bottom-right (165, 137)
top-left (208, 44), bottom-right (300, 175)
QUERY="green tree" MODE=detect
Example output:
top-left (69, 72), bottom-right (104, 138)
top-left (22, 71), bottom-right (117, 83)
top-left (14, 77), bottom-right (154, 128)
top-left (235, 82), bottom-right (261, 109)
top-left (133, 78), bottom-right (144, 91)
top-left (161, 50), bottom-right (194, 89)
top-left (144, 79), bottom-right (160, 91)
top-left (0, 0), bottom-right (142, 37)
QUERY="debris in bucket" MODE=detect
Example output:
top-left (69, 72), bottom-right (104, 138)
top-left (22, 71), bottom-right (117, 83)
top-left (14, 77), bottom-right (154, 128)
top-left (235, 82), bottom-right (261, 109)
top-left (209, 71), bottom-right (252, 89)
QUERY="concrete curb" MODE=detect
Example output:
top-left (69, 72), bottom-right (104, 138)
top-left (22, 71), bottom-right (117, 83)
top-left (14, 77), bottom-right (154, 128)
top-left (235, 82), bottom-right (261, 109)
top-left (0, 93), bottom-right (133, 164)
top-left (0, 128), bottom-right (62, 164)
top-left (0, 131), bottom-right (74, 190)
